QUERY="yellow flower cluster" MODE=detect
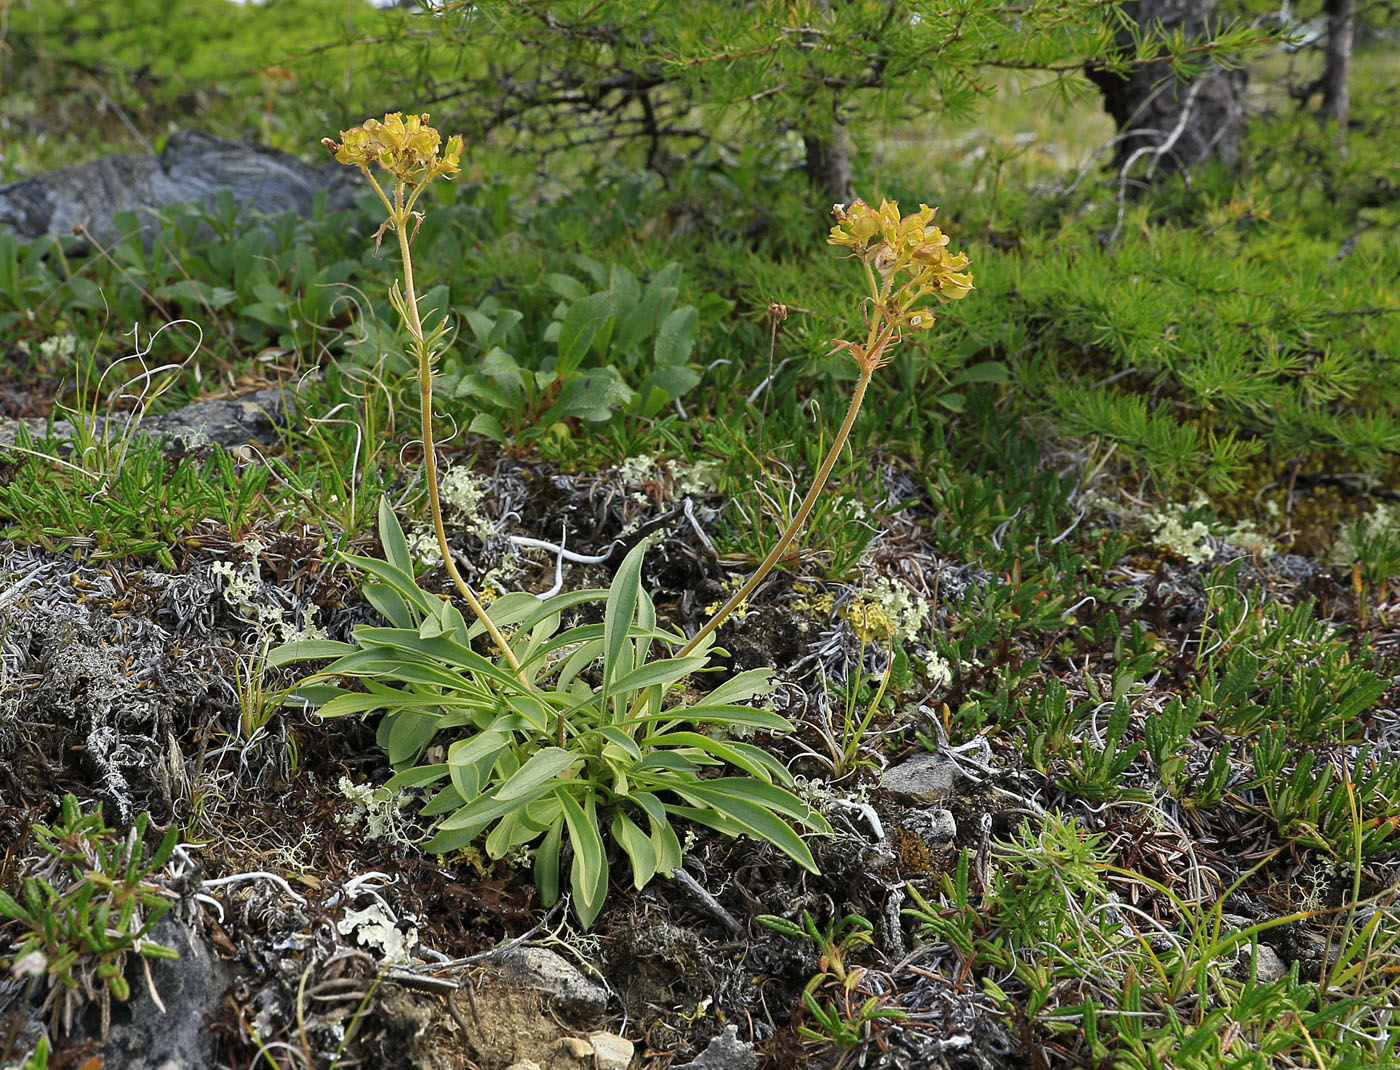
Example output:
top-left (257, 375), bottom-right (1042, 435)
top-left (322, 112), bottom-right (463, 185)
top-left (829, 198), bottom-right (973, 329)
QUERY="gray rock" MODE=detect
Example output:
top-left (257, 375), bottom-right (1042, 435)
top-left (672, 1024), bottom-right (759, 1070)
top-left (0, 129), bottom-right (360, 246)
top-left (0, 382), bottom-right (297, 451)
top-left (902, 807), bottom-right (957, 845)
top-left (493, 946), bottom-right (609, 1019)
top-left (1243, 943), bottom-right (1287, 983)
top-left (91, 916), bottom-right (237, 1070)
top-left (882, 752), bottom-right (960, 804)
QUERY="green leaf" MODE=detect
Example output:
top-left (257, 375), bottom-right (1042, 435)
top-left (558, 790), bottom-right (608, 927)
top-left (494, 747), bottom-right (577, 801)
top-left (468, 413), bottom-right (507, 443)
top-left (612, 811), bottom-right (657, 890)
top-left (674, 781), bottom-right (822, 872)
top-left (608, 655), bottom-right (709, 696)
top-left (447, 730), bottom-right (510, 798)
top-left (535, 816), bottom-right (564, 906)
top-left (507, 692), bottom-right (555, 733)
top-left (363, 583), bottom-right (416, 630)
top-left (633, 751), bottom-right (704, 773)
top-left (383, 709), bottom-right (440, 766)
top-left (543, 273), bottom-right (588, 301)
top-left (957, 361), bottom-right (1011, 384)
top-left (265, 640), bottom-right (357, 670)
top-left (703, 668), bottom-right (777, 706)
top-left (556, 291), bottom-right (614, 378)
top-left (634, 704), bottom-right (793, 732)
top-left (654, 306), bottom-right (698, 367)
top-left (648, 732), bottom-right (788, 783)
top-left (593, 725), bottom-right (643, 761)
top-left (378, 497), bottom-right (415, 574)
top-left (603, 542), bottom-right (646, 699)
top-left (385, 763), bottom-right (450, 790)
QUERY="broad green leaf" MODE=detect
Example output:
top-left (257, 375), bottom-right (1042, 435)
top-left (466, 591), bottom-right (543, 641)
top-left (612, 811), bottom-right (657, 890)
top-left (514, 588), bottom-right (609, 632)
top-left (553, 637), bottom-right (606, 689)
top-left (558, 790), bottom-right (608, 927)
top-left (702, 668), bottom-right (777, 707)
top-left (348, 558), bottom-right (437, 615)
top-left (648, 732), bottom-right (787, 783)
top-left (543, 273), bottom-right (588, 301)
top-left (385, 763), bottom-right (450, 790)
top-left (383, 709), bottom-right (440, 765)
top-left (654, 306), bottom-right (698, 367)
top-left (673, 782), bottom-right (820, 872)
top-left (363, 583), bottom-right (416, 630)
top-left (420, 783), bottom-right (467, 817)
top-left (603, 542), bottom-right (646, 699)
top-left (378, 497), bottom-right (415, 574)
top-left (494, 748), bottom-right (576, 801)
top-left (957, 361), bottom-right (1011, 384)
top-left (593, 725), bottom-right (643, 761)
top-left (556, 291), bottom-right (613, 378)
top-left (487, 808), bottom-right (542, 858)
top-left (633, 751), bottom-right (704, 774)
top-left (507, 692), bottom-right (555, 733)
top-left (265, 640), bottom-right (356, 669)
top-left (697, 777), bottom-right (832, 829)
top-left (534, 816), bottom-right (564, 906)
top-left (608, 655), bottom-right (709, 696)
top-left (637, 704), bottom-right (794, 733)
top-left (468, 412), bottom-right (507, 443)
top-left (447, 730), bottom-right (509, 789)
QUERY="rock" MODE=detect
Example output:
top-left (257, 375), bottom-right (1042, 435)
top-left (493, 946), bottom-right (609, 1019)
top-left (902, 807), bottom-right (957, 845)
top-left (88, 915), bottom-right (237, 1070)
top-left (0, 382), bottom-right (298, 452)
top-left (0, 129), bottom-right (360, 247)
top-left (1243, 943), bottom-right (1287, 983)
top-left (882, 752), bottom-right (960, 804)
top-left (673, 1024), bottom-right (759, 1070)
top-left (586, 1031), bottom-right (635, 1070)
top-left (504, 1062), bottom-right (544, 1070)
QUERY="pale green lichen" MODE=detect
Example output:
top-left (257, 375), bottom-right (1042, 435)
top-left (1150, 513), bottom-right (1216, 566)
top-left (846, 577), bottom-right (928, 646)
top-left (407, 464), bottom-right (496, 566)
top-left (212, 537), bottom-right (326, 643)
top-left (924, 652), bottom-right (954, 692)
top-left (336, 776), bottom-right (420, 846)
top-left (617, 454), bottom-right (721, 498)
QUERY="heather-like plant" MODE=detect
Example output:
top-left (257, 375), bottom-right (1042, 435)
top-left (275, 114), bottom-right (973, 925)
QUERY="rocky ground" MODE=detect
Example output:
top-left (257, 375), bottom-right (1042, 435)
top-left (4, 380), bottom-right (1393, 1070)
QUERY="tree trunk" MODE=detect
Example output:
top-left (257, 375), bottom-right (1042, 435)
top-left (1085, 0), bottom-right (1248, 176)
top-left (1322, 0), bottom-right (1355, 128)
top-left (804, 128), bottom-right (854, 204)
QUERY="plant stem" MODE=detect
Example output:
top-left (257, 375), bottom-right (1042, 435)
top-left (392, 216), bottom-right (523, 675)
top-left (676, 350), bottom-right (881, 659)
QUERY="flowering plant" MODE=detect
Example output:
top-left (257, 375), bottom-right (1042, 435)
top-left (280, 117), bottom-right (972, 926)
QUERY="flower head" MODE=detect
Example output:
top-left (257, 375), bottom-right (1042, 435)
top-left (322, 112), bottom-right (463, 186)
top-left (829, 198), bottom-right (974, 321)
